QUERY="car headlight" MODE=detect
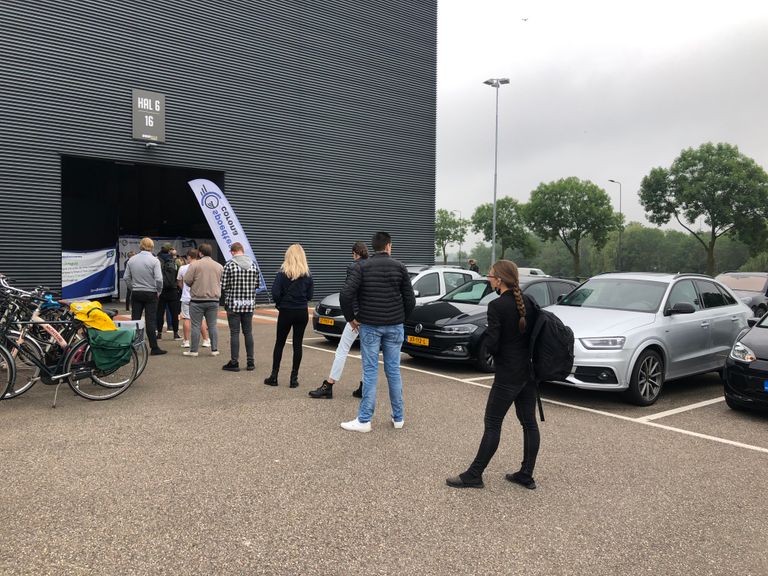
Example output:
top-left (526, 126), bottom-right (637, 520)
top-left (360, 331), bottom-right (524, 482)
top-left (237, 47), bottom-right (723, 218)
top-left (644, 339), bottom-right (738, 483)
top-left (580, 337), bottom-right (626, 350)
top-left (440, 324), bottom-right (478, 335)
top-left (730, 341), bottom-right (756, 362)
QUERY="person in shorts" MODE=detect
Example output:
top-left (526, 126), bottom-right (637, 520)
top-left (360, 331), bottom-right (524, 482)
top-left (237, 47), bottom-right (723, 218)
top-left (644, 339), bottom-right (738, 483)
top-left (177, 248), bottom-right (210, 349)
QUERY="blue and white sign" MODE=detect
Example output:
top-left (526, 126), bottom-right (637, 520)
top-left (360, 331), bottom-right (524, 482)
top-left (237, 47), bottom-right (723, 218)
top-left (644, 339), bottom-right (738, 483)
top-left (188, 179), bottom-right (266, 292)
top-left (62, 248), bottom-right (117, 300)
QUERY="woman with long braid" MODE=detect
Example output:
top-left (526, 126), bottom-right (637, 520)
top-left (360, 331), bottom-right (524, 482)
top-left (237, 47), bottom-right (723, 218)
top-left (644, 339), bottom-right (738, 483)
top-left (446, 260), bottom-right (541, 490)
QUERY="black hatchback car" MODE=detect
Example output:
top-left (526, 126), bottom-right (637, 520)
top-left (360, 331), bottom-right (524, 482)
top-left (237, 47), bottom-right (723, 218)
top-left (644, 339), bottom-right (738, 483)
top-left (403, 276), bottom-right (579, 372)
top-left (723, 316), bottom-right (768, 411)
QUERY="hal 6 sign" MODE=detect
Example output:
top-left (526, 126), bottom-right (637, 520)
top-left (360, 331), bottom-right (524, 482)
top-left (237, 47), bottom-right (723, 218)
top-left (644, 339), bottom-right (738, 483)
top-left (132, 89), bottom-right (165, 142)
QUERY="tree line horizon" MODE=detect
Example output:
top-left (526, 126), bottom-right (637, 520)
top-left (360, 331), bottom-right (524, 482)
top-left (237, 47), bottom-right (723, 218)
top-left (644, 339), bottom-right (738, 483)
top-left (435, 142), bottom-right (768, 278)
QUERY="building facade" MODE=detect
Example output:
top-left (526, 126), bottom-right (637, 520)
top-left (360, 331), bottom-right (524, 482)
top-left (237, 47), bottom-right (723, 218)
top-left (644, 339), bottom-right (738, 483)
top-left (0, 1), bottom-right (437, 297)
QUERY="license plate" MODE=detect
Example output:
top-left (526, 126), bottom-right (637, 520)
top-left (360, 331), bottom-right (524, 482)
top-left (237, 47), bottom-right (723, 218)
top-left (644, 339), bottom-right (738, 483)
top-left (318, 317), bottom-right (334, 326)
top-left (407, 335), bottom-right (429, 346)
top-left (764, 380), bottom-right (768, 392)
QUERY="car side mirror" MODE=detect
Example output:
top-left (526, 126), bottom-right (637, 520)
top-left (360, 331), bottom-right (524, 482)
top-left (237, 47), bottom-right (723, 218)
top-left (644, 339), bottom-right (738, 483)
top-left (413, 289), bottom-right (420, 297)
top-left (665, 302), bottom-right (696, 316)
top-left (747, 318), bottom-right (758, 327)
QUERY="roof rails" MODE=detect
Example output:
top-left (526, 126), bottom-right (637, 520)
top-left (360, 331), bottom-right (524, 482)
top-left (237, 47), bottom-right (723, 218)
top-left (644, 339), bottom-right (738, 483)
top-left (672, 272), bottom-right (713, 279)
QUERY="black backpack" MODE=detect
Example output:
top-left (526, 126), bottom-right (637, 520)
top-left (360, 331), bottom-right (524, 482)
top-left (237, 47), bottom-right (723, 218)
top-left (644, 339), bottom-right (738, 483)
top-left (161, 259), bottom-right (177, 291)
top-left (529, 307), bottom-right (575, 383)
top-left (528, 305), bottom-right (575, 421)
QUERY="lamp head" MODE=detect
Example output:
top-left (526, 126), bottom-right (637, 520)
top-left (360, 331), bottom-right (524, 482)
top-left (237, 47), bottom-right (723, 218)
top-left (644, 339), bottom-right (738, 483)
top-left (483, 78), bottom-right (510, 88)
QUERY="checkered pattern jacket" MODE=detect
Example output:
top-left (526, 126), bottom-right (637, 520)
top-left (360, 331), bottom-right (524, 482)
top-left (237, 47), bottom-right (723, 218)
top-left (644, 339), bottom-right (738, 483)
top-left (221, 257), bottom-right (260, 312)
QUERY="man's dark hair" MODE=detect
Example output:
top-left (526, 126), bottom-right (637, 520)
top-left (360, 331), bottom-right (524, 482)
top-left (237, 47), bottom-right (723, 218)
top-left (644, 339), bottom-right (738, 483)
top-left (186, 248), bottom-right (199, 259)
top-left (230, 242), bottom-right (244, 253)
top-left (371, 232), bottom-right (391, 252)
top-left (352, 241), bottom-right (369, 259)
top-left (198, 243), bottom-right (213, 257)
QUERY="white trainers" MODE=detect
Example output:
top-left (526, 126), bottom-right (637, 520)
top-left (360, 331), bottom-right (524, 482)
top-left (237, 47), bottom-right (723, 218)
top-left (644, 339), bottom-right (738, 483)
top-left (181, 340), bottom-right (190, 348)
top-left (182, 351), bottom-right (199, 357)
top-left (340, 418), bottom-right (371, 433)
top-left (210, 350), bottom-right (220, 356)
top-left (201, 339), bottom-right (211, 348)
top-left (391, 418), bottom-right (404, 429)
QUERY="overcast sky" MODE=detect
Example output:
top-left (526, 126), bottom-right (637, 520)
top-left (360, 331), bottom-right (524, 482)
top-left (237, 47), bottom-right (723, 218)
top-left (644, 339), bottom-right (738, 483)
top-left (436, 0), bottom-right (768, 245)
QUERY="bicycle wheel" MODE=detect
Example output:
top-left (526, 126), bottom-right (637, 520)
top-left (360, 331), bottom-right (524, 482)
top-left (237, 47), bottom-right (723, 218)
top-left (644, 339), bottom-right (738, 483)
top-left (65, 339), bottom-right (138, 400)
top-left (135, 339), bottom-right (149, 379)
top-left (0, 344), bottom-right (17, 400)
top-left (3, 333), bottom-right (44, 399)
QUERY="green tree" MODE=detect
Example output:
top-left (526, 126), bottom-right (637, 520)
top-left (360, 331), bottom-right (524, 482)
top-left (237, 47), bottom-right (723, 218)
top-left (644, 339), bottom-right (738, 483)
top-left (434, 209), bottom-right (468, 265)
top-left (639, 142), bottom-right (768, 276)
top-left (470, 197), bottom-right (535, 261)
top-left (524, 177), bottom-right (620, 276)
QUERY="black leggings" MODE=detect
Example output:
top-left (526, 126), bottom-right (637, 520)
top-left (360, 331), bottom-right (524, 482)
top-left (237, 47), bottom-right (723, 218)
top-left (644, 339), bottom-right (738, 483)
top-left (271, 308), bottom-right (308, 374)
top-left (464, 376), bottom-right (540, 482)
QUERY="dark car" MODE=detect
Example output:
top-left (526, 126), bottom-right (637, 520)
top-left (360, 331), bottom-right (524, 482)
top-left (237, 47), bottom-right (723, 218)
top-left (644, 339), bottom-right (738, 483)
top-left (403, 276), bottom-right (579, 372)
top-left (715, 272), bottom-right (768, 317)
top-left (723, 316), bottom-right (768, 411)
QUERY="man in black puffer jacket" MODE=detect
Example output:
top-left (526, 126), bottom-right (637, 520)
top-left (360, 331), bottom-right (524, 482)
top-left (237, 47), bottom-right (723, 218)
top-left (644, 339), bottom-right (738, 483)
top-left (340, 232), bottom-right (416, 433)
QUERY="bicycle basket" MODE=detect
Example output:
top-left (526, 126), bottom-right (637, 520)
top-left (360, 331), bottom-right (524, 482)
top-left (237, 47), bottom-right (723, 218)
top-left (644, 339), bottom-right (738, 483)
top-left (86, 328), bottom-right (135, 371)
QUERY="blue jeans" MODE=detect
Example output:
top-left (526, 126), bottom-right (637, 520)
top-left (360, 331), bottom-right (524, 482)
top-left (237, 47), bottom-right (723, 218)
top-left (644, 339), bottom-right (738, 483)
top-left (358, 323), bottom-right (404, 424)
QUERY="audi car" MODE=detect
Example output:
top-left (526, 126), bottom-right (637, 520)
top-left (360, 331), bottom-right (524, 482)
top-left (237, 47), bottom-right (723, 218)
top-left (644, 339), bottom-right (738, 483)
top-left (402, 276), bottom-right (578, 372)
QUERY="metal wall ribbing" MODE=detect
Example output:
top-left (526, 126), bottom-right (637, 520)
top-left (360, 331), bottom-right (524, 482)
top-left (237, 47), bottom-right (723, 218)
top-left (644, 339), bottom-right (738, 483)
top-left (0, 0), bottom-right (436, 297)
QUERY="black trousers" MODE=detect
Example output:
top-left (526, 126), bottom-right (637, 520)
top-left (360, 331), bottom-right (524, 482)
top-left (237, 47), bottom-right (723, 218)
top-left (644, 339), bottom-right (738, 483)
top-left (131, 291), bottom-right (160, 351)
top-left (157, 291), bottom-right (180, 335)
top-left (271, 308), bottom-right (308, 374)
top-left (464, 374), bottom-right (540, 482)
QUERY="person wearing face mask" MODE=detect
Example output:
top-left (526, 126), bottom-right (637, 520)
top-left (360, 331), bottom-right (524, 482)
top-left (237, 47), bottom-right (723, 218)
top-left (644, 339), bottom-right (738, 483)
top-left (446, 259), bottom-right (541, 490)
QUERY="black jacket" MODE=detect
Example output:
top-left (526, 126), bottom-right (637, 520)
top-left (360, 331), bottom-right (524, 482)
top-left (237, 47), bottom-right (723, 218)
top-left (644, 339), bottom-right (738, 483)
top-left (340, 252), bottom-right (415, 325)
top-left (272, 272), bottom-right (314, 310)
top-left (485, 291), bottom-right (538, 380)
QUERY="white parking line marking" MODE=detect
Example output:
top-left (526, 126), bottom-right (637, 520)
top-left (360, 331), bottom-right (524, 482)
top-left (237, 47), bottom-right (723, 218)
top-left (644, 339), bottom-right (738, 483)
top-left (540, 398), bottom-right (768, 455)
top-left (253, 314), bottom-right (278, 323)
top-left (298, 341), bottom-right (768, 455)
top-left (636, 397), bottom-right (725, 422)
top-left (465, 376), bottom-right (495, 382)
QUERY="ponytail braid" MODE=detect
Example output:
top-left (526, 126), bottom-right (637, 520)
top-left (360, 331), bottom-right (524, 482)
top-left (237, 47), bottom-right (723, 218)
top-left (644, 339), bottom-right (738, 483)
top-left (512, 284), bottom-right (527, 333)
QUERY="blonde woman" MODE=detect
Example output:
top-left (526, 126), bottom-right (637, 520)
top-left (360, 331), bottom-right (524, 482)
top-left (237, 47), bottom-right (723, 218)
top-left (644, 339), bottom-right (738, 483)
top-left (265, 244), bottom-right (314, 388)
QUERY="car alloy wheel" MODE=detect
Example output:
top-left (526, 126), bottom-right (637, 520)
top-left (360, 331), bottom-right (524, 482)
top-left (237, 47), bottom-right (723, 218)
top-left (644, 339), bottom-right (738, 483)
top-left (626, 349), bottom-right (664, 406)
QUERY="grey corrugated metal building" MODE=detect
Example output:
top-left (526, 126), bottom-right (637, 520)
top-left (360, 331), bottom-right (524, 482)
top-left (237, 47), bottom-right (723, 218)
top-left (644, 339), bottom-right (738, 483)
top-left (0, 1), bottom-right (436, 298)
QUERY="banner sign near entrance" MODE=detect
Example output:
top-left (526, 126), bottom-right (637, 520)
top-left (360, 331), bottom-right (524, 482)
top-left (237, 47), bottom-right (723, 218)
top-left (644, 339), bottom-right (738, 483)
top-left (62, 248), bottom-right (117, 300)
top-left (132, 89), bottom-right (166, 142)
top-left (188, 179), bottom-right (267, 292)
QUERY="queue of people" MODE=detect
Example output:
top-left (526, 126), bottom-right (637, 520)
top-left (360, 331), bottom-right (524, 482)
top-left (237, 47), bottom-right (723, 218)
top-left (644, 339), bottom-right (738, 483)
top-left (124, 233), bottom-right (541, 490)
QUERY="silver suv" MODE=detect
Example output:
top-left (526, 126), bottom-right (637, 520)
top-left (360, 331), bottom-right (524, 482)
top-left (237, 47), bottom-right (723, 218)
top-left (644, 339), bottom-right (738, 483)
top-left (549, 272), bottom-right (751, 405)
top-left (312, 266), bottom-right (480, 340)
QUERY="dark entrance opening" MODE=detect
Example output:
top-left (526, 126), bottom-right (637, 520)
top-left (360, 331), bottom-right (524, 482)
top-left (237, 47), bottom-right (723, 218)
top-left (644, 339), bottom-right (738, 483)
top-left (61, 156), bottom-right (223, 250)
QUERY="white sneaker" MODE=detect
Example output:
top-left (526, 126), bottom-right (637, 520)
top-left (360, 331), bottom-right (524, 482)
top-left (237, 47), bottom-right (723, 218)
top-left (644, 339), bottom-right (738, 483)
top-left (166, 329), bottom-right (173, 333)
top-left (340, 418), bottom-right (371, 433)
top-left (391, 418), bottom-right (404, 429)
top-left (210, 350), bottom-right (220, 356)
top-left (181, 340), bottom-right (190, 348)
top-left (201, 339), bottom-right (211, 348)
top-left (182, 351), bottom-right (199, 357)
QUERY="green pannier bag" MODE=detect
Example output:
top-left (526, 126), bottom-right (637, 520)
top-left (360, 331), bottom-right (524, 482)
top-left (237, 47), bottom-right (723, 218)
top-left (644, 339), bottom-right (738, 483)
top-left (86, 328), bottom-right (135, 371)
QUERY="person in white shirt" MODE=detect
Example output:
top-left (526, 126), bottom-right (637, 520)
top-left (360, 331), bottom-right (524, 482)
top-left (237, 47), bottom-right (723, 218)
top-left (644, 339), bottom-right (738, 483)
top-left (177, 248), bottom-right (210, 348)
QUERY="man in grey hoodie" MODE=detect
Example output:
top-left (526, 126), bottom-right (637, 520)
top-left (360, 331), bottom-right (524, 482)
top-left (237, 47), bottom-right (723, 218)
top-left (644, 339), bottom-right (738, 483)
top-left (220, 242), bottom-right (260, 372)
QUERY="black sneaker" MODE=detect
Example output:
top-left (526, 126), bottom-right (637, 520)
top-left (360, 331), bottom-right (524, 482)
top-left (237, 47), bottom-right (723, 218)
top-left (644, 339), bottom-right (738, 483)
top-left (308, 380), bottom-right (333, 399)
top-left (446, 475), bottom-right (484, 489)
top-left (150, 348), bottom-right (167, 356)
top-left (505, 472), bottom-right (537, 490)
top-left (352, 381), bottom-right (363, 398)
top-left (222, 360), bottom-right (240, 372)
top-left (173, 333), bottom-right (182, 341)
top-left (246, 360), bottom-right (255, 371)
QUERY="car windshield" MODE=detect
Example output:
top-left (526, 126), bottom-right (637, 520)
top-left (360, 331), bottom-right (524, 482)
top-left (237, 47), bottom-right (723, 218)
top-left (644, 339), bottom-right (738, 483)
top-left (715, 274), bottom-right (768, 293)
top-left (558, 278), bottom-right (667, 313)
top-left (441, 279), bottom-right (493, 304)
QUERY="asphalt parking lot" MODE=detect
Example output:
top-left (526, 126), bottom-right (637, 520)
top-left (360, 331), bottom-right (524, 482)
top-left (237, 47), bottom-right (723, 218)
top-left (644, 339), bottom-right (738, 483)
top-left (1, 308), bottom-right (767, 575)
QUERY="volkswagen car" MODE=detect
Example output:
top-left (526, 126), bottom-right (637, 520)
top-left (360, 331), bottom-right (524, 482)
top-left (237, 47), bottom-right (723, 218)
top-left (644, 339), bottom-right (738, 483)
top-left (312, 266), bottom-right (480, 340)
top-left (402, 276), bottom-right (578, 371)
top-left (723, 316), bottom-right (768, 412)
top-left (548, 272), bottom-right (751, 405)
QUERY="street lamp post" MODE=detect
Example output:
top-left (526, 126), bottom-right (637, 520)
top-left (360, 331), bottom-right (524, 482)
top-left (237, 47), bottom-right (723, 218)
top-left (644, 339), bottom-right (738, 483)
top-left (608, 179), bottom-right (623, 271)
top-left (483, 77), bottom-right (509, 264)
top-left (451, 209), bottom-right (463, 265)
